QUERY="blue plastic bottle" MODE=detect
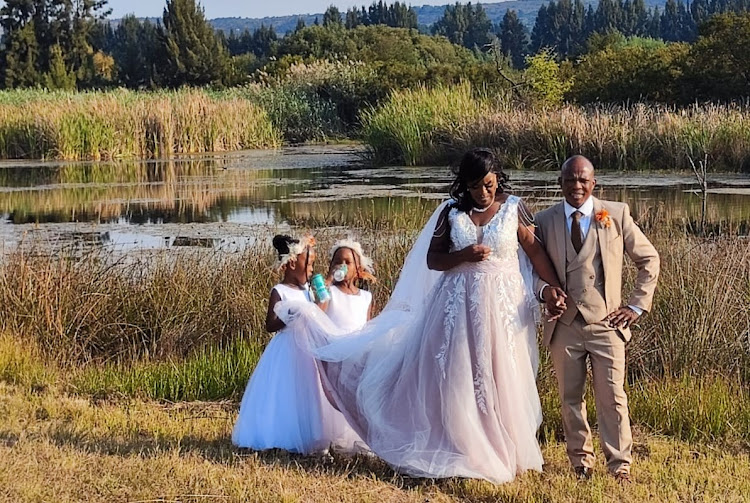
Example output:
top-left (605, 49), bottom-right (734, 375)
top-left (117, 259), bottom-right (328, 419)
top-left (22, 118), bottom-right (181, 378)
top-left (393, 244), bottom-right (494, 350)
top-left (310, 273), bottom-right (330, 302)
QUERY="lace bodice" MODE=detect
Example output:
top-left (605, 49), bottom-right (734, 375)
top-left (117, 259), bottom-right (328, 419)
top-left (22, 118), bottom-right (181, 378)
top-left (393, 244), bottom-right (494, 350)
top-left (448, 195), bottom-right (520, 261)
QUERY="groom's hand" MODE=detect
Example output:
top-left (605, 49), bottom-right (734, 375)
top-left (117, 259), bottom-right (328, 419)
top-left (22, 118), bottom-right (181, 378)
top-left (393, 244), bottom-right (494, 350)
top-left (605, 307), bottom-right (639, 329)
top-left (542, 286), bottom-right (567, 321)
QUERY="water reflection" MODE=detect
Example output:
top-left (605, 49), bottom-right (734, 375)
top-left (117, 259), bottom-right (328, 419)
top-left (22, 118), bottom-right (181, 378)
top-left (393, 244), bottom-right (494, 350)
top-left (1, 146), bottom-right (749, 252)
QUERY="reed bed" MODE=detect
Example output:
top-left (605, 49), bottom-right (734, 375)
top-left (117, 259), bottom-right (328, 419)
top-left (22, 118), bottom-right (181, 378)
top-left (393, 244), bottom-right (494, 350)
top-left (363, 85), bottom-right (750, 171)
top-left (0, 89), bottom-right (281, 160)
top-left (0, 247), bottom-right (276, 362)
top-left (360, 83), bottom-right (481, 166)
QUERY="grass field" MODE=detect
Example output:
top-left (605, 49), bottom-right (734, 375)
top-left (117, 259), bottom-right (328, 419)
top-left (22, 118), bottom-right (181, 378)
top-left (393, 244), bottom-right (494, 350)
top-left (1, 383), bottom-right (749, 502)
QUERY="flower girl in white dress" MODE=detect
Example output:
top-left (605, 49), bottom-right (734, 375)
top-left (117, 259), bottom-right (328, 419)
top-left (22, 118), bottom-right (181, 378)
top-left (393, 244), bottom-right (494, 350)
top-left (232, 235), bottom-right (363, 454)
top-left (325, 239), bottom-right (375, 332)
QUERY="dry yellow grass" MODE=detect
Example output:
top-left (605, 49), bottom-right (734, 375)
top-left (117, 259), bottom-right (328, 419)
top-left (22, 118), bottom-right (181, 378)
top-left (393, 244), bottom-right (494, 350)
top-left (1, 383), bottom-right (749, 502)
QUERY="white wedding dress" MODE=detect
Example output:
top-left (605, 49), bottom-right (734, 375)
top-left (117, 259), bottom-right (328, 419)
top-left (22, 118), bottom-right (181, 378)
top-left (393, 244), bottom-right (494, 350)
top-left (276, 196), bottom-right (543, 483)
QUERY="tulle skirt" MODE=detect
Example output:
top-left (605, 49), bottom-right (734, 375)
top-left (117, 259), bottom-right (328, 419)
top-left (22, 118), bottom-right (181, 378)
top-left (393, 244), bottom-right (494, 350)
top-left (279, 258), bottom-right (543, 483)
top-left (232, 330), bottom-right (365, 454)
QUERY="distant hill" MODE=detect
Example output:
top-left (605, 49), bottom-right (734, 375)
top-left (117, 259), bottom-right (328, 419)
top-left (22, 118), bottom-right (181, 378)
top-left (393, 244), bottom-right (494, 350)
top-left (207, 0), bottom-right (668, 35)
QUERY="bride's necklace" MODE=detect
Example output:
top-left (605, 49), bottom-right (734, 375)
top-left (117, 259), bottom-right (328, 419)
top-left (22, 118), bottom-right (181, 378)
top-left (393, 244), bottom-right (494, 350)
top-left (470, 201), bottom-right (495, 216)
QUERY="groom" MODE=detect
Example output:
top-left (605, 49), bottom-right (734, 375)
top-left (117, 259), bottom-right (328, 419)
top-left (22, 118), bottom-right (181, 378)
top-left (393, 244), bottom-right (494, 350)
top-left (535, 155), bottom-right (660, 482)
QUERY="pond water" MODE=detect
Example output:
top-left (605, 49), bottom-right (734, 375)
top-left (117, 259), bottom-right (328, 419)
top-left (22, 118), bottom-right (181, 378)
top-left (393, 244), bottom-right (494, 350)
top-left (1, 145), bottom-right (749, 253)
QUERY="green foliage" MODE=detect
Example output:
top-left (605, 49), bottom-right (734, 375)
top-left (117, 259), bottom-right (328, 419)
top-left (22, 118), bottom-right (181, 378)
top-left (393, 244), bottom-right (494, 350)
top-left (0, 0), bottom-right (110, 89)
top-left (160, 0), bottom-right (230, 87)
top-left (2, 20), bottom-right (40, 88)
top-left (322, 6), bottom-right (344, 28)
top-left (345, 1), bottom-right (418, 29)
top-left (531, 0), bottom-right (589, 57)
top-left (239, 84), bottom-right (343, 143)
top-left (524, 49), bottom-right (574, 105)
top-left (570, 39), bottom-right (688, 102)
top-left (660, 0), bottom-right (696, 42)
top-left (225, 53), bottom-right (258, 87)
top-left (431, 2), bottom-right (494, 49)
top-left (687, 12), bottom-right (750, 101)
top-left (43, 44), bottom-right (77, 90)
top-left (497, 9), bottom-right (530, 69)
top-left (112, 16), bottom-right (160, 89)
top-left (274, 24), bottom-right (485, 93)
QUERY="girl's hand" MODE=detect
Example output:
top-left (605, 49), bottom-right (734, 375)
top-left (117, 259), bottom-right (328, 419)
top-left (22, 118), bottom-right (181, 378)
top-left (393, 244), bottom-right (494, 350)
top-left (460, 244), bottom-right (491, 263)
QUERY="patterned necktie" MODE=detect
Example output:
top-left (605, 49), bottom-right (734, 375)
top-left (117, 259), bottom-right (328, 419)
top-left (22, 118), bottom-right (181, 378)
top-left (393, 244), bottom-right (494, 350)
top-left (571, 211), bottom-right (584, 254)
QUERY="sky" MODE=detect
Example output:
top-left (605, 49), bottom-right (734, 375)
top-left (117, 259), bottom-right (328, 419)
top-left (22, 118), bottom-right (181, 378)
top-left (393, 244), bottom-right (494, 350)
top-left (103, 1), bottom-right (458, 19)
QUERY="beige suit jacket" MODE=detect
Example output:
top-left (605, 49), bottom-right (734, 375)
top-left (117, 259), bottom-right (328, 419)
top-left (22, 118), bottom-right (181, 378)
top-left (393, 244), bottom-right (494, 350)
top-left (535, 197), bottom-right (660, 346)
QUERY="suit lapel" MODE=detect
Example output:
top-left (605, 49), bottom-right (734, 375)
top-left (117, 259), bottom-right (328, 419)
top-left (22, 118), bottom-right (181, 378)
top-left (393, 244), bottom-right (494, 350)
top-left (549, 202), bottom-right (567, 286)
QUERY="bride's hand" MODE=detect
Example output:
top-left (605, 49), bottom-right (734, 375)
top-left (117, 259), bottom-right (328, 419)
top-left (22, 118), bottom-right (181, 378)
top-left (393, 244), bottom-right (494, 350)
top-left (460, 244), bottom-right (491, 262)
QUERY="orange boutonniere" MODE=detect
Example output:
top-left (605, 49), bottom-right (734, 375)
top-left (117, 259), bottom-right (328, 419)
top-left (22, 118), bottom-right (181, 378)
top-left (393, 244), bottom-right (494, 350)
top-left (595, 209), bottom-right (612, 229)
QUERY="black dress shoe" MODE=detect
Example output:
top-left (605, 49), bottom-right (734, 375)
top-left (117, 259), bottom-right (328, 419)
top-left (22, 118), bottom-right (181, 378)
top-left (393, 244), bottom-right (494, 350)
top-left (574, 466), bottom-right (593, 480)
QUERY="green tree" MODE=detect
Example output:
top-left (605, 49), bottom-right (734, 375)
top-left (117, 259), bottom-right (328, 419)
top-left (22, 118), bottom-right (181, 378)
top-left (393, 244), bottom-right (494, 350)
top-left (688, 12), bottom-right (750, 100)
top-left (530, 0), bottom-right (588, 57)
top-left (357, 2), bottom-right (416, 29)
top-left (2, 19), bottom-right (40, 87)
top-left (498, 10), bottom-right (529, 69)
top-left (524, 49), bottom-right (573, 105)
top-left (660, 0), bottom-right (695, 42)
top-left (432, 2), bottom-right (493, 50)
top-left (44, 43), bottom-right (76, 89)
top-left (0, 0), bottom-right (110, 89)
top-left (323, 5), bottom-right (343, 28)
top-left (160, 0), bottom-right (230, 87)
top-left (570, 39), bottom-right (688, 103)
top-left (345, 7), bottom-right (366, 29)
top-left (250, 25), bottom-right (277, 58)
top-left (388, 2), bottom-right (418, 29)
top-left (112, 15), bottom-right (158, 88)
top-left (367, 1), bottom-right (388, 25)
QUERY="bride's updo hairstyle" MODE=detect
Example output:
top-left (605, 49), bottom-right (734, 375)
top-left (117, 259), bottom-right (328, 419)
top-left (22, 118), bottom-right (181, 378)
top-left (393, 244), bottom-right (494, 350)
top-left (449, 148), bottom-right (510, 212)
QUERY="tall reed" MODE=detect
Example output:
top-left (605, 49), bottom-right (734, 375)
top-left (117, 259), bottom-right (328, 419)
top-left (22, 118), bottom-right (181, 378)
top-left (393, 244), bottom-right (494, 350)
top-left (363, 85), bottom-right (750, 171)
top-left (1, 219), bottom-right (748, 379)
top-left (0, 247), bottom-right (276, 363)
top-left (0, 89), bottom-right (281, 160)
top-left (360, 83), bottom-right (482, 166)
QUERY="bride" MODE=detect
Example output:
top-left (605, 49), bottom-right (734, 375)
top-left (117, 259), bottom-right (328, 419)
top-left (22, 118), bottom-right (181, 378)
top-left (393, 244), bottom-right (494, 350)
top-left (276, 149), bottom-right (564, 484)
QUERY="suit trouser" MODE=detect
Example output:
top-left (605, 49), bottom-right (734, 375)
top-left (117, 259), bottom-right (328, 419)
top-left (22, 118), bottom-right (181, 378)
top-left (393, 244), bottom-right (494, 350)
top-left (549, 315), bottom-right (632, 474)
